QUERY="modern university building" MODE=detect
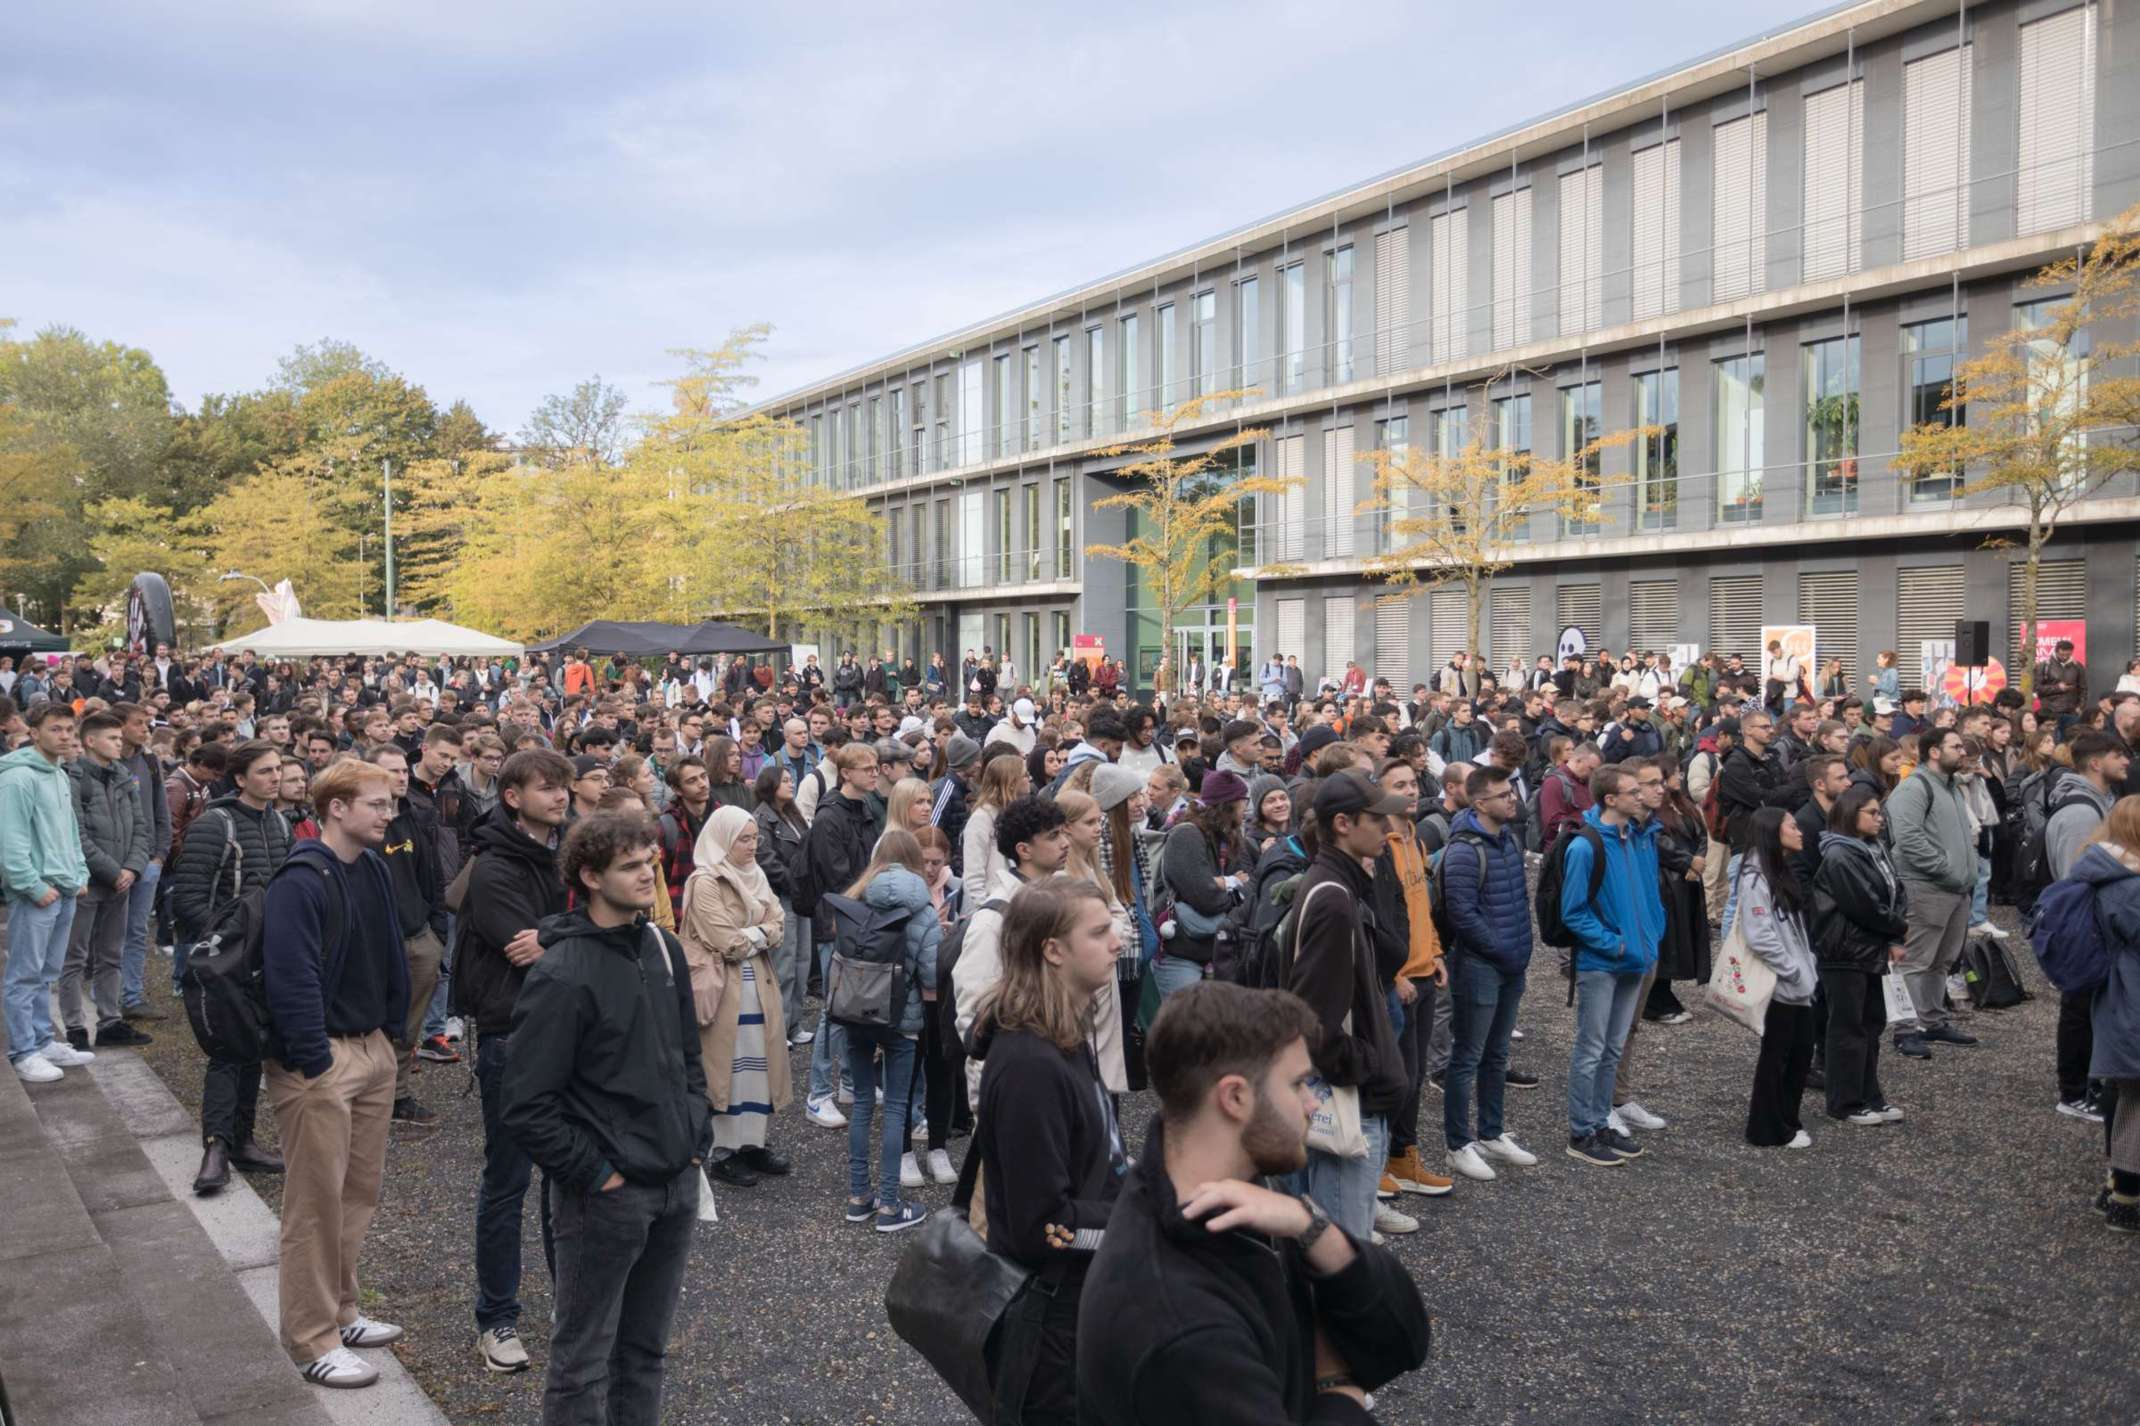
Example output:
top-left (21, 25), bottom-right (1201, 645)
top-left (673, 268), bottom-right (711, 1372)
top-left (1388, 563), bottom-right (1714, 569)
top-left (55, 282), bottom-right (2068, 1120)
top-left (755, 0), bottom-right (2140, 698)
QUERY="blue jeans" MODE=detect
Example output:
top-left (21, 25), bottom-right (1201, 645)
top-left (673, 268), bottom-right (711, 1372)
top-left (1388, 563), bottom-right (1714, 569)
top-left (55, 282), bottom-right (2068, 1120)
top-left (121, 859), bottom-right (161, 1010)
top-left (422, 913), bottom-right (455, 1038)
top-left (807, 939), bottom-right (850, 1102)
top-left (4, 892), bottom-right (78, 1063)
top-left (1969, 852), bottom-right (1991, 927)
top-left (843, 1027), bottom-right (918, 1205)
top-left (1568, 970), bottom-right (1643, 1138)
top-left (1290, 1112), bottom-right (1388, 1241)
top-left (544, 1169), bottom-right (696, 1426)
top-left (1445, 958), bottom-right (1526, 1150)
top-left (1151, 955), bottom-right (1206, 1001)
top-left (1721, 852), bottom-right (1744, 938)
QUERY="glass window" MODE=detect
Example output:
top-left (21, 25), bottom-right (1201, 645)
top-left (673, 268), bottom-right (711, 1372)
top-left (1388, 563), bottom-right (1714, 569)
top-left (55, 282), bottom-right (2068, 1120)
top-left (1055, 478), bottom-right (1074, 579)
top-left (1191, 291), bottom-right (1216, 397)
top-left (2018, 297), bottom-right (2089, 488)
top-left (1560, 381), bottom-right (1601, 535)
top-left (1715, 352), bottom-right (1766, 522)
top-left (1024, 485), bottom-right (1041, 580)
top-left (1053, 335), bottom-right (1072, 444)
top-left (811, 413), bottom-right (825, 484)
top-left (907, 506), bottom-right (922, 584)
top-left (1023, 347), bottom-right (1041, 454)
top-left (1327, 245), bottom-right (1355, 383)
top-left (887, 388), bottom-right (906, 478)
top-left (958, 361), bottom-right (984, 467)
top-left (933, 372), bottom-right (952, 473)
top-left (958, 489), bottom-right (984, 587)
top-left (1120, 312), bottom-right (1142, 428)
top-left (1802, 335), bottom-right (1860, 517)
top-left (1087, 327), bottom-right (1107, 438)
top-left (1155, 304), bottom-right (1176, 415)
top-left (1492, 392), bottom-right (1532, 542)
top-left (1052, 611), bottom-right (1071, 664)
top-left (1279, 261), bottom-right (1306, 394)
top-left (1435, 405), bottom-right (1469, 534)
top-left (1901, 316), bottom-right (1967, 502)
top-left (1634, 369), bottom-right (1679, 530)
top-left (1375, 414), bottom-right (1409, 551)
top-left (995, 488), bottom-right (1013, 582)
top-left (1236, 276), bottom-right (1260, 391)
top-left (993, 353), bottom-right (1012, 459)
top-left (866, 396), bottom-right (881, 484)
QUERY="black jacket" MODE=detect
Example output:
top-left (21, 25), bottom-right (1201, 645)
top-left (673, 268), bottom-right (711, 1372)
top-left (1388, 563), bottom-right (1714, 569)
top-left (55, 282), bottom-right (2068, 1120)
top-left (1717, 746), bottom-right (1782, 853)
top-left (751, 801), bottom-right (806, 901)
top-left (499, 911), bottom-right (711, 1193)
top-left (1811, 833), bottom-right (1909, 973)
top-left (1075, 1121), bottom-right (1430, 1426)
top-left (1285, 849), bottom-right (1407, 1116)
top-left (166, 795), bottom-right (294, 941)
top-left (451, 805), bottom-right (567, 1032)
top-left (972, 1023), bottom-right (1121, 1267)
top-left (804, 789), bottom-right (879, 934)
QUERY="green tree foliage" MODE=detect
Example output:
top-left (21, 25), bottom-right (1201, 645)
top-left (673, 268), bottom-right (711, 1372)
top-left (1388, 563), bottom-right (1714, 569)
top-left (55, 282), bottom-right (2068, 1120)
top-left (519, 377), bottom-right (631, 468)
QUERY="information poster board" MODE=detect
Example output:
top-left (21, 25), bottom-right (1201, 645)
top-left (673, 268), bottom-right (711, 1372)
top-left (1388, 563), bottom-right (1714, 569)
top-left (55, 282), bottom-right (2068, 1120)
top-left (1760, 625), bottom-right (1816, 703)
top-left (2019, 619), bottom-right (2087, 672)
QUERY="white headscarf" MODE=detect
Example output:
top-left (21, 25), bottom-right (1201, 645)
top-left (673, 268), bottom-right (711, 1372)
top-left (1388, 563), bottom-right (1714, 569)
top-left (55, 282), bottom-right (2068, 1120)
top-left (692, 803), bottom-right (775, 923)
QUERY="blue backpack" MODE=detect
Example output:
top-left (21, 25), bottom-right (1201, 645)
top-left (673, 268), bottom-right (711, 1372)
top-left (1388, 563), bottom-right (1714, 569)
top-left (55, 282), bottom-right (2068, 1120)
top-left (2026, 875), bottom-right (2111, 994)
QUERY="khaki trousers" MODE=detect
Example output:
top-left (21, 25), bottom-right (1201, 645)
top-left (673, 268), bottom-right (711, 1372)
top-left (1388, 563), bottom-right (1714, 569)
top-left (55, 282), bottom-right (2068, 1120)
top-left (394, 927), bottom-right (445, 1097)
top-left (265, 1031), bottom-right (397, 1363)
top-left (1702, 834), bottom-right (1730, 925)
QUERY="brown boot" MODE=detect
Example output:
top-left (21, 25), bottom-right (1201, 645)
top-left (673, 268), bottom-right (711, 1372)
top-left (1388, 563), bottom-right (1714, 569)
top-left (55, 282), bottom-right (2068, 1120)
top-left (1387, 1146), bottom-right (1454, 1197)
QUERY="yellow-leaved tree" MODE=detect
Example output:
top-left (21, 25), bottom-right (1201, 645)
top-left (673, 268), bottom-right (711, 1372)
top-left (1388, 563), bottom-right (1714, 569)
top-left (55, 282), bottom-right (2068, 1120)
top-left (1084, 393), bottom-right (1298, 680)
top-left (1364, 369), bottom-right (1644, 668)
top-left (1895, 204), bottom-right (2140, 696)
top-left (185, 465), bottom-right (365, 633)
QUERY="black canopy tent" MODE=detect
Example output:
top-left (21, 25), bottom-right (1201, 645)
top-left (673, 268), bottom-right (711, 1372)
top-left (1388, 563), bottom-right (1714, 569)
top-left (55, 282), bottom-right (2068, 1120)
top-left (0, 615), bottom-right (69, 654)
top-left (526, 619), bottom-right (786, 658)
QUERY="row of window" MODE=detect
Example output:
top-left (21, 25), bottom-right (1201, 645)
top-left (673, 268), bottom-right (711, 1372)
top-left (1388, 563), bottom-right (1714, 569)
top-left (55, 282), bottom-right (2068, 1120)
top-left (794, 5), bottom-right (2099, 493)
top-left (879, 477), bottom-right (1079, 592)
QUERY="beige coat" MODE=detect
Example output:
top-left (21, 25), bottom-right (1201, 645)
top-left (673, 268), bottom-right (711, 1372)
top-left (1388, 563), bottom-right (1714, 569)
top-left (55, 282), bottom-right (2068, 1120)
top-left (680, 862), bottom-right (791, 1114)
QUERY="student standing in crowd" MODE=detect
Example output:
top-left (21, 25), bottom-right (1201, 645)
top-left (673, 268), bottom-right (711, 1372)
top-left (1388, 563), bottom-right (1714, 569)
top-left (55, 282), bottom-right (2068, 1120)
top-left (1812, 786), bottom-right (1908, 1127)
top-left (1736, 808), bottom-right (1820, 1149)
top-left (3, 703), bottom-right (93, 1085)
top-left (1562, 765), bottom-right (1665, 1168)
top-left (58, 710), bottom-right (151, 1053)
top-left (502, 811), bottom-right (711, 1426)
top-left (803, 743), bottom-right (882, 1128)
top-left (1440, 764), bottom-right (1539, 1182)
top-left (1887, 727), bottom-right (1981, 1060)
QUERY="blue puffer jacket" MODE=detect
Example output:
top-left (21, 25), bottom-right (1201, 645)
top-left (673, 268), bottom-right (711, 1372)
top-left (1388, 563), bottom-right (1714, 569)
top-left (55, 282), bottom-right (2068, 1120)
top-left (2081, 846), bottom-right (2140, 1082)
top-left (863, 865), bottom-right (942, 1036)
top-left (1438, 809), bottom-right (1531, 974)
top-left (1559, 806), bottom-right (1664, 976)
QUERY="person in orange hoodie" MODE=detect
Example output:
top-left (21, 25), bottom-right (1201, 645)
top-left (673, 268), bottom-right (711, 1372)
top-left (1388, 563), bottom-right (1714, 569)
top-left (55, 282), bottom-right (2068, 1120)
top-left (561, 649), bottom-right (597, 699)
top-left (1369, 757), bottom-right (1453, 1211)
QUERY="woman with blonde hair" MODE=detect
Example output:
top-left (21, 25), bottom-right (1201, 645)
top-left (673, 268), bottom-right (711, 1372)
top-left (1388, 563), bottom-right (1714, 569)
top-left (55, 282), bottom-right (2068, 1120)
top-left (681, 804), bottom-right (792, 1188)
top-left (886, 775), bottom-right (934, 835)
top-left (962, 753), bottom-right (1032, 907)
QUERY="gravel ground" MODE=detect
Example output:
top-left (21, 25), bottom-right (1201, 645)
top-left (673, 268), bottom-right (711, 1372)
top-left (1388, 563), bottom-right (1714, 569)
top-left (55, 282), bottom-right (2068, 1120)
top-left (128, 903), bottom-right (2137, 1426)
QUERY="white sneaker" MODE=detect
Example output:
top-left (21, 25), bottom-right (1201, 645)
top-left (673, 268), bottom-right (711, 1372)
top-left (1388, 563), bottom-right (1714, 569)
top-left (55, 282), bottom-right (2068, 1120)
top-left (339, 1314), bottom-right (403, 1348)
top-left (1480, 1134), bottom-right (1539, 1167)
top-left (899, 1152), bottom-right (924, 1189)
top-left (1447, 1143), bottom-right (1497, 1182)
top-left (1618, 1101), bottom-right (1666, 1131)
top-left (12, 1053), bottom-right (62, 1084)
top-left (479, 1326), bottom-right (530, 1373)
top-left (444, 1016), bottom-right (466, 1043)
top-left (1510, 1026), bottom-right (1525, 1041)
top-left (1844, 1109), bottom-right (1886, 1126)
top-left (1977, 921), bottom-right (2010, 941)
top-left (1372, 1203), bottom-right (1418, 1236)
top-left (806, 1096), bottom-right (848, 1129)
top-left (301, 1345), bottom-right (379, 1389)
top-left (1606, 1108), bottom-right (1630, 1137)
top-left (1786, 1129), bottom-right (1813, 1150)
top-left (1876, 1104), bottom-right (1905, 1123)
top-left (836, 1085), bottom-right (855, 1106)
top-left (1371, 1230), bottom-right (1387, 1245)
top-left (926, 1149), bottom-right (957, 1185)
top-left (790, 1027), bottom-right (815, 1046)
top-left (40, 1041), bottom-right (95, 1068)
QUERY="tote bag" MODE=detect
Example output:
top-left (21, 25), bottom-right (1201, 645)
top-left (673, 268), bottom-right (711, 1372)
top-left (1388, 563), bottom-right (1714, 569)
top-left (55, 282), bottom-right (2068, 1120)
top-left (1295, 879), bottom-right (1371, 1159)
top-left (1880, 969), bottom-right (1916, 1024)
top-left (1705, 901), bottom-right (1777, 1035)
top-left (885, 1145), bottom-right (1034, 1425)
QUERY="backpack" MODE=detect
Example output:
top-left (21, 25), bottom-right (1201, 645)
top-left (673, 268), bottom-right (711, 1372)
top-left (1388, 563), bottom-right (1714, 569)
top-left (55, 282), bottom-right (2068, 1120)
top-left (1522, 779), bottom-right (1546, 853)
top-left (2025, 875), bottom-right (2112, 994)
top-left (1233, 867), bottom-right (1304, 990)
top-left (1428, 829), bottom-right (1491, 951)
top-left (935, 897), bottom-right (1008, 1053)
top-left (2012, 787), bottom-right (2099, 913)
top-left (1695, 752), bottom-right (1728, 841)
top-left (182, 857), bottom-right (344, 1065)
top-left (819, 890), bottom-right (916, 1030)
top-left (1958, 935), bottom-right (2031, 1010)
top-left (1534, 823), bottom-right (1606, 1003)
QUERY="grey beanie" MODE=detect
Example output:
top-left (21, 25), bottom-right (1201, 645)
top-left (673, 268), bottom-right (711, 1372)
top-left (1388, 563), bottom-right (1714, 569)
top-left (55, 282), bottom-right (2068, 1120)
top-left (945, 732), bottom-right (983, 770)
top-left (1091, 762), bottom-right (1145, 812)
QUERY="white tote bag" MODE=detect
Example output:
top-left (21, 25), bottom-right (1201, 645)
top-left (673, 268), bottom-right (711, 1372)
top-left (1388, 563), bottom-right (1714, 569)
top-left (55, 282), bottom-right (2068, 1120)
top-left (1705, 903), bottom-right (1777, 1036)
top-left (1880, 970), bottom-right (1916, 1025)
top-left (1297, 882), bottom-right (1370, 1159)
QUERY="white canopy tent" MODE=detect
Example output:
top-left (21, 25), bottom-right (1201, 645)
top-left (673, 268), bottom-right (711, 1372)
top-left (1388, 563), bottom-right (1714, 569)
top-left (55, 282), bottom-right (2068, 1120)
top-left (210, 617), bottom-right (522, 659)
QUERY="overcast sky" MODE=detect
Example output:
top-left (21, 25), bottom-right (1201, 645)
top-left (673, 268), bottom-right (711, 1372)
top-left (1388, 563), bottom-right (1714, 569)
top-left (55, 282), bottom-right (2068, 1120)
top-left (4, 0), bottom-right (1795, 435)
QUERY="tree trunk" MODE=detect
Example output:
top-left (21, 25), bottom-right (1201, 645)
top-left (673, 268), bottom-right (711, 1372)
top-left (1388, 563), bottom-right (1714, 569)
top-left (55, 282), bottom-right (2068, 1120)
top-left (1465, 575), bottom-right (1484, 685)
top-left (2018, 525), bottom-right (2043, 698)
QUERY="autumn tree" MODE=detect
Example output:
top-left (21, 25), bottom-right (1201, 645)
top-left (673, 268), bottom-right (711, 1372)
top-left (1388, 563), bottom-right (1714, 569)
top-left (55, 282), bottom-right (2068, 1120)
top-left (519, 378), bottom-right (631, 469)
top-left (185, 466), bottom-right (364, 633)
top-left (69, 497), bottom-right (213, 640)
top-left (1084, 393), bottom-right (1298, 678)
top-left (1363, 368), bottom-right (1643, 668)
top-left (1896, 203), bottom-right (2140, 695)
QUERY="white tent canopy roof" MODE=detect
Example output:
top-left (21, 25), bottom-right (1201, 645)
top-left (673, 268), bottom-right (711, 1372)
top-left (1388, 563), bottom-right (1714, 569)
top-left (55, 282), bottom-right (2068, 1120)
top-left (209, 617), bottom-right (523, 658)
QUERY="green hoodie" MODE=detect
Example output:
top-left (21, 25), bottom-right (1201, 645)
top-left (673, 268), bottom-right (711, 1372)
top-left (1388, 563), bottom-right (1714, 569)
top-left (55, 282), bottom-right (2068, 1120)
top-left (0, 744), bottom-right (90, 902)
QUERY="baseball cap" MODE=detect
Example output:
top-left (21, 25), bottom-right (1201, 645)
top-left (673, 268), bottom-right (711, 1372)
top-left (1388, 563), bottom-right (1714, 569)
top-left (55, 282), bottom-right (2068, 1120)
top-left (1312, 773), bottom-right (1412, 823)
top-left (570, 754), bottom-right (607, 780)
top-left (1872, 697), bottom-right (1896, 716)
top-left (873, 737), bottom-right (914, 765)
top-left (1624, 696), bottom-right (1654, 710)
top-left (1713, 717), bottom-right (1742, 738)
top-left (1013, 697), bottom-right (1036, 723)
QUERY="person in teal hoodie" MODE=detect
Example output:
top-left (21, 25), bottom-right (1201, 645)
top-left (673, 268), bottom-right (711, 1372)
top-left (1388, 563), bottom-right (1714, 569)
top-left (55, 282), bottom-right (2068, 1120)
top-left (1559, 765), bottom-right (1664, 1168)
top-left (3, 703), bottom-right (93, 1082)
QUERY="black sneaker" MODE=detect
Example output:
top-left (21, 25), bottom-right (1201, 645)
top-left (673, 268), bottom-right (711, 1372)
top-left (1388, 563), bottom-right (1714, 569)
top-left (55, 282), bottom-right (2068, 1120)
top-left (1892, 1033), bottom-right (1932, 1060)
top-left (1565, 1132), bottom-right (1623, 1168)
top-left (391, 1097), bottom-right (437, 1125)
top-left (95, 1022), bottom-right (154, 1047)
top-left (67, 1027), bottom-right (91, 1052)
top-left (2107, 1198), bottom-right (2140, 1235)
top-left (415, 1034), bottom-right (461, 1063)
top-left (1603, 1127), bottom-right (1644, 1159)
top-left (1920, 1024), bottom-right (1979, 1047)
top-left (1504, 1068), bottom-right (1541, 1090)
top-left (1427, 1071), bottom-right (1445, 1095)
top-left (709, 1155), bottom-right (760, 1188)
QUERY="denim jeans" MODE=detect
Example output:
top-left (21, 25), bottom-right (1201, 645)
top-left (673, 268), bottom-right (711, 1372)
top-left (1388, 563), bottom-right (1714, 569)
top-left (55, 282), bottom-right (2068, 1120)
top-left (543, 1168), bottom-right (697, 1426)
top-left (475, 1032), bottom-right (539, 1330)
top-left (121, 859), bottom-right (161, 1010)
top-left (1291, 1112), bottom-right (1388, 1241)
top-left (844, 1026), bottom-right (919, 1205)
top-left (1150, 954), bottom-right (1206, 1001)
top-left (1445, 958), bottom-right (1526, 1150)
top-left (421, 913), bottom-right (455, 1039)
top-left (1568, 970), bottom-right (1643, 1138)
top-left (4, 892), bottom-right (77, 1063)
top-left (1969, 852), bottom-right (1991, 927)
top-left (807, 939), bottom-right (850, 1102)
top-left (772, 898), bottom-right (807, 1034)
top-left (1720, 852), bottom-right (1744, 938)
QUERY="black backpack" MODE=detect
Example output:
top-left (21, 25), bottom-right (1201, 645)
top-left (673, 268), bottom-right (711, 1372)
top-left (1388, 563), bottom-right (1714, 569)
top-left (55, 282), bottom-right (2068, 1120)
top-left (1533, 823), bottom-right (1606, 1002)
top-left (935, 896), bottom-right (1008, 1053)
top-left (1959, 935), bottom-right (2031, 1010)
top-left (182, 858), bottom-right (343, 1065)
top-left (819, 890), bottom-right (916, 1030)
top-left (2013, 787), bottom-right (2100, 913)
top-left (1428, 829), bottom-right (1492, 950)
top-left (1234, 869), bottom-right (1304, 990)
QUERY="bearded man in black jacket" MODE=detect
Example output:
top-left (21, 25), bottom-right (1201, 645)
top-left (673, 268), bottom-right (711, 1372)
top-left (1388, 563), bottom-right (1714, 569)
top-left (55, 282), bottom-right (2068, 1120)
top-left (1078, 981), bottom-right (1429, 1425)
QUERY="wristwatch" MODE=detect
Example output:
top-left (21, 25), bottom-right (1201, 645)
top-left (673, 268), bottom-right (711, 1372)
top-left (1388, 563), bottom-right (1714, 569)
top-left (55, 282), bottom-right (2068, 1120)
top-left (1295, 1194), bottom-right (1334, 1254)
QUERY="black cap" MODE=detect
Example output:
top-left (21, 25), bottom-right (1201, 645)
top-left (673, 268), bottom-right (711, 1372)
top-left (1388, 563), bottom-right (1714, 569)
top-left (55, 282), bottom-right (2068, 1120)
top-left (1312, 773), bottom-right (1412, 824)
top-left (1624, 696), bottom-right (1654, 710)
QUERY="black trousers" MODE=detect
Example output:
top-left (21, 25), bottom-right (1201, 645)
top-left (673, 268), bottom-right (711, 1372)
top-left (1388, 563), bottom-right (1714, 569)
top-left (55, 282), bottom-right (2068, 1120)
top-left (1820, 967), bottom-right (1886, 1118)
top-left (201, 1055), bottom-right (260, 1148)
top-left (910, 1005), bottom-right (960, 1152)
top-left (1388, 977), bottom-right (1436, 1157)
top-left (1746, 1000), bottom-right (1816, 1146)
top-left (2057, 989), bottom-right (2097, 1101)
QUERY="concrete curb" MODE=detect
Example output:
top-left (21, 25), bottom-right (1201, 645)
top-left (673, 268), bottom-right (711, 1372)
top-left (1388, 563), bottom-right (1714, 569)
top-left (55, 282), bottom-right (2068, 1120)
top-left (89, 1053), bottom-right (452, 1426)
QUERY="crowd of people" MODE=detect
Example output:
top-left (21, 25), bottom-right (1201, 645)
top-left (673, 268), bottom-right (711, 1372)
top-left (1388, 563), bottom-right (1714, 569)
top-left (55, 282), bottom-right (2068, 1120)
top-left (2, 630), bottom-right (2137, 1423)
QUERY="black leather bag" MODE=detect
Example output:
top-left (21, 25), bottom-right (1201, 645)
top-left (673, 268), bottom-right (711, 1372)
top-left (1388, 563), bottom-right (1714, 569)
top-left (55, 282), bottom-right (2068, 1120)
top-left (884, 1148), bottom-right (1033, 1425)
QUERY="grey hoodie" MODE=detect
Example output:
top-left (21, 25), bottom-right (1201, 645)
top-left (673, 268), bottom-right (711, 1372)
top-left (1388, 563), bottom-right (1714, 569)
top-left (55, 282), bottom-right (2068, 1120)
top-left (1734, 862), bottom-right (1818, 1005)
top-left (2045, 775), bottom-right (2116, 882)
top-left (1885, 763), bottom-right (1974, 893)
